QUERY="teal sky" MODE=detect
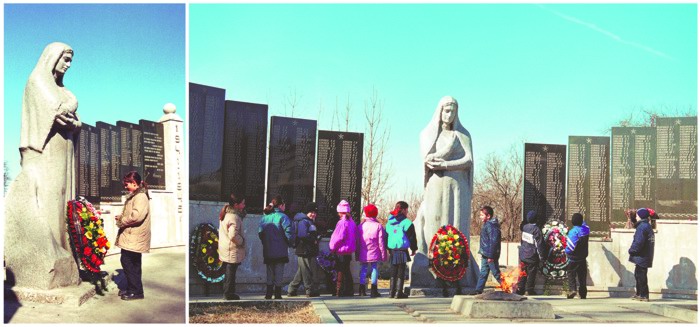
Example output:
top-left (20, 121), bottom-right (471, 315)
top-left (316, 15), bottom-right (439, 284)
top-left (3, 4), bottom-right (186, 181)
top-left (190, 3), bottom-right (697, 198)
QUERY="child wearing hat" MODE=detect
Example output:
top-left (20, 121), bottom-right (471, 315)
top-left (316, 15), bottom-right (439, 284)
top-left (356, 204), bottom-right (387, 297)
top-left (628, 208), bottom-right (655, 302)
top-left (385, 201), bottom-right (417, 299)
top-left (329, 200), bottom-right (357, 297)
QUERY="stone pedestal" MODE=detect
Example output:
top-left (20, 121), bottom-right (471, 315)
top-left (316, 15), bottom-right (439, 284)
top-left (159, 103), bottom-right (185, 245)
top-left (450, 294), bottom-right (555, 319)
top-left (410, 236), bottom-right (481, 290)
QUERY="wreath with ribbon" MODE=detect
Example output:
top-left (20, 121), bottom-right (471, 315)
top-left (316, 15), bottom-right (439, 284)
top-left (190, 223), bottom-right (225, 283)
top-left (316, 250), bottom-right (338, 282)
top-left (66, 197), bottom-right (110, 273)
top-left (541, 220), bottom-right (570, 279)
top-left (428, 225), bottom-right (469, 282)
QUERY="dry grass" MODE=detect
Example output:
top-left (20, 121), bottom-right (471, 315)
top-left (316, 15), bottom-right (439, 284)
top-left (190, 302), bottom-right (320, 324)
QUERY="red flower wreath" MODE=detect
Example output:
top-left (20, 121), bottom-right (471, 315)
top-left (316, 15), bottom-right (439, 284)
top-left (428, 225), bottom-right (470, 282)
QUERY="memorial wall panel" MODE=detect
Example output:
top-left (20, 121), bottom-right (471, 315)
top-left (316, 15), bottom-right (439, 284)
top-left (189, 83), bottom-right (226, 200)
top-left (567, 136), bottom-right (610, 236)
top-left (656, 117), bottom-right (697, 219)
top-left (611, 127), bottom-right (656, 227)
top-left (117, 121), bottom-right (143, 196)
top-left (222, 100), bottom-right (268, 213)
top-left (266, 116), bottom-right (317, 215)
top-left (140, 119), bottom-right (166, 190)
top-left (75, 123), bottom-right (99, 203)
top-left (97, 122), bottom-right (122, 202)
top-left (523, 143), bottom-right (566, 224)
top-left (315, 130), bottom-right (363, 233)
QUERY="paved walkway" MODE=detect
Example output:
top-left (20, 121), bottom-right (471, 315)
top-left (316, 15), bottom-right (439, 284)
top-left (191, 289), bottom-right (697, 323)
top-left (4, 246), bottom-right (186, 323)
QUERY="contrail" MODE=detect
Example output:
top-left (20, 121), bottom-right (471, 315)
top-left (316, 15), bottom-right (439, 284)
top-left (536, 4), bottom-right (674, 60)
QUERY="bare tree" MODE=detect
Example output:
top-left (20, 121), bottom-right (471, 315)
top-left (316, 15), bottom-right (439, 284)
top-left (344, 94), bottom-right (352, 132)
top-left (471, 144), bottom-right (524, 242)
top-left (282, 88), bottom-right (301, 117)
top-left (361, 88), bottom-right (393, 212)
top-left (610, 104), bottom-right (696, 131)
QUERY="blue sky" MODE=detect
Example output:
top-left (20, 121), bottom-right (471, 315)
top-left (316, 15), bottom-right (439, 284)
top-left (190, 3), bottom-right (697, 198)
top-left (4, 4), bottom-right (186, 181)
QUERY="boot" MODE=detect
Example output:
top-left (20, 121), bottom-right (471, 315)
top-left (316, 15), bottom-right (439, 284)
top-left (274, 286), bottom-right (282, 299)
top-left (389, 278), bottom-right (397, 298)
top-left (359, 284), bottom-right (367, 296)
top-left (370, 284), bottom-right (381, 298)
top-left (455, 286), bottom-right (463, 295)
top-left (395, 278), bottom-right (408, 299)
top-left (336, 272), bottom-right (344, 297)
top-left (442, 287), bottom-right (449, 298)
top-left (264, 285), bottom-right (273, 300)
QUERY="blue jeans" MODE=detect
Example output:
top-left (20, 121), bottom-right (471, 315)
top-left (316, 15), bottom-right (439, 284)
top-left (360, 262), bottom-right (378, 285)
top-left (475, 255), bottom-right (501, 292)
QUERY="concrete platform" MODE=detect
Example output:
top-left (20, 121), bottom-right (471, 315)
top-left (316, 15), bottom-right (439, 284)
top-left (4, 246), bottom-right (186, 323)
top-left (451, 295), bottom-right (556, 319)
top-left (5, 282), bottom-right (97, 307)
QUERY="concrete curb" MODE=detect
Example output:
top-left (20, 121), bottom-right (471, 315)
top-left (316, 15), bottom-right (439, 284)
top-left (450, 295), bottom-right (555, 319)
top-left (311, 299), bottom-right (340, 323)
top-left (650, 304), bottom-right (697, 323)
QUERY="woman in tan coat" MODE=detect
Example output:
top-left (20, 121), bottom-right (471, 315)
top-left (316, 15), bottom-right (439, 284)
top-left (115, 171), bottom-right (151, 301)
top-left (218, 193), bottom-right (246, 300)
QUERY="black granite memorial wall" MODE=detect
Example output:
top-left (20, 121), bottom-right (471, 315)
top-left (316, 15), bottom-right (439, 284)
top-left (315, 130), bottom-right (363, 233)
top-left (655, 117), bottom-right (697, 219)
top-left (97, 122), bottom-right (122, 202)
top-left (567, 136), bottom-right (610, 236)
top-left (117, 121), bottom-right (143, 195)
top-left (611, 127), bottom-right (656, 227)
top-left (140, 119), bottom-right (166, 190)
top-left (266, 116), bottom-right (317, 215)
top-left (75, 123), bottom-right (100, 203)
top-left (222, 100), bottom-right (268, 213)
top-left (523, 143), bottom-right (566, 224)
top-left (189, 83), bottom-right (226, 201)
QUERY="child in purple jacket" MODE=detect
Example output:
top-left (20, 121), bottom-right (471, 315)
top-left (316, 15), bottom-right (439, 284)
top-left (329, 200), bottom-right (357, 297)
top-left (356, 204), bottom-right (387, 297)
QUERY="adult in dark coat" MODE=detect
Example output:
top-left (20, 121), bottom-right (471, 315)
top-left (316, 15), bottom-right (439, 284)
top-left (629, 208), bottom-right (655, 301)
top-left (516, 210), bottom-right (546, 295)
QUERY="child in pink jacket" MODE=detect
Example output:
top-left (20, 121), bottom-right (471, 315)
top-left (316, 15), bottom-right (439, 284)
top-left (329, 200), bottom-right (357, 297)
top-left (356, 204), bottom-right (387, 297)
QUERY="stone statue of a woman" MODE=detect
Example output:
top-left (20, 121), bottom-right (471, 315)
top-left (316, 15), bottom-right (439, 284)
top-left (5, 42), bottom-right (82, 289)
top-left (411, 96), bottom-right (478, 290)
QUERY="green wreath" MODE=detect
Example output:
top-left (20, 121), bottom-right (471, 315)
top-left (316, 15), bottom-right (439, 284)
top-left (190, 223), bottom-right (225, 283)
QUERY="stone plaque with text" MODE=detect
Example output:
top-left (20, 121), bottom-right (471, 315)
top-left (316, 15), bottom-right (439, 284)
top-left (222, 100), bottom-right (268, 213)
top-left (75, 123), bottom-right (100, 203)
top-left (315, 130), bottom-right (364, 233)
top-left (523, 143), bottom-right (566, 224)
top-left (117, 121), bottom-right (143, 196)
top-left (189, 83), bottom-right (226, 200)
top-left (611, 127), bottom-right (656, 227)
top-left (567, 136), bottom-right (610, 236)
top-left (656, 117), bottom-right (697, 219)
top-left (266, 116), bottom-right (317, 215)
top-left (140, 119), bottom-right (166, 190)
top-left (97, 122), bottom-right (122, 202)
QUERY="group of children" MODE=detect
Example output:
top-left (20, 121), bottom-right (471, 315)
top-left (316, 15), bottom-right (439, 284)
top-left (220, 193), bottom-right (656, 302)
top-left (218, 194), bottom-right (417, 300)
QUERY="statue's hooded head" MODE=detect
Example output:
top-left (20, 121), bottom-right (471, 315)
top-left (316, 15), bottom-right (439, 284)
top-left (419, 95), bottom-right (470, 159)
top-left (32, 42), bottom-right (74, 87)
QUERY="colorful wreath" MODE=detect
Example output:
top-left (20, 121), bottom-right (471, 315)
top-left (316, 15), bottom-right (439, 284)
top-left (66, 197), bottom-right (110, 273)
top-left (428, 225), bottom-right (469, 282)
top-left (316, 250), bottom-right (338, 282)
top-left (541, 220), bottom-right (570, 279)
top-left (189, 223), bottom-right (225, 283)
